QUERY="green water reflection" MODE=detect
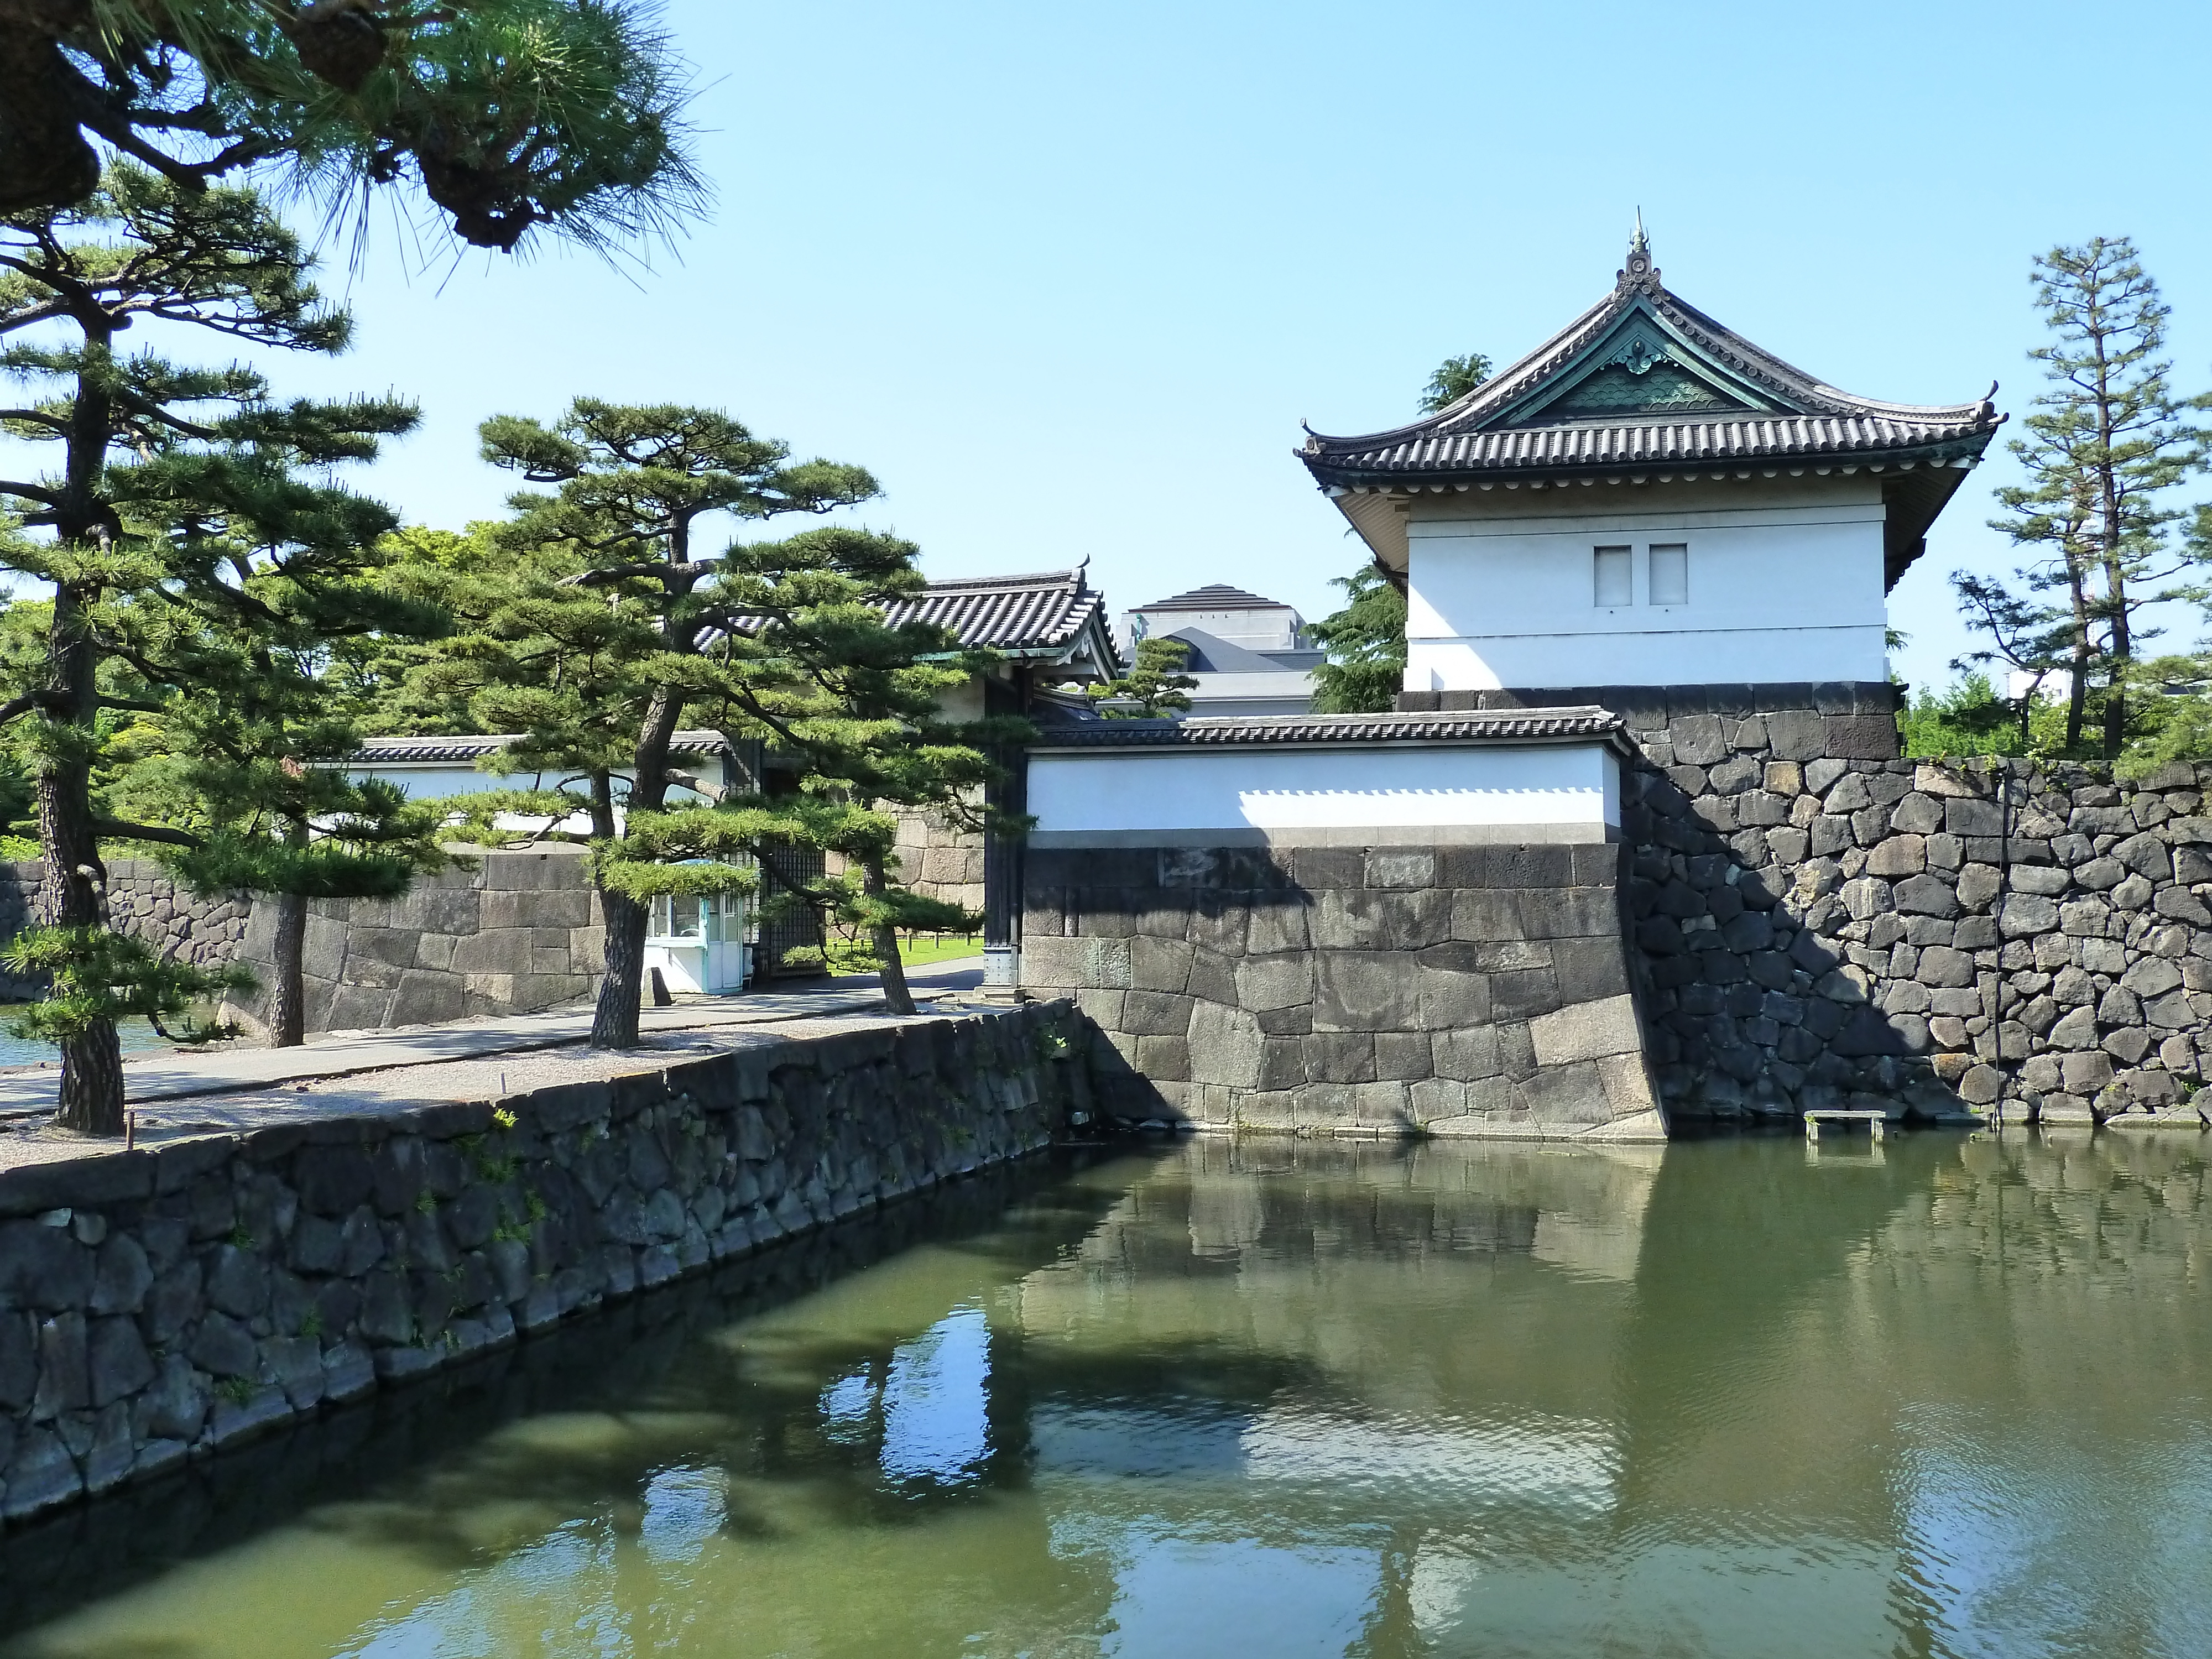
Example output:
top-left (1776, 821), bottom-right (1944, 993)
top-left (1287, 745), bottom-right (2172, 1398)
top-left (3, 1130), bottom-right (2210, 1658)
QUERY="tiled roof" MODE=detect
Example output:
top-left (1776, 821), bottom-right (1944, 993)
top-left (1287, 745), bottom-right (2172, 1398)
top-left (1317, 411), bottom-right (1995, 475)
top-left (1134, 584), bottom-right (1292, 612)
top-left (1301, 232), bottom-right (2001, 487)
top-left (352, 731), bottom-right (731, 764)
top-left (881, 567), bottom-right (1110, 656)
top-left (1031, 706), bottom-right (1628, 752)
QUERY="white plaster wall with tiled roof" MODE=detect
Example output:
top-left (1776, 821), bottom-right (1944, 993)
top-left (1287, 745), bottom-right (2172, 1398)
top-left (1402, 473), bottom-right (1890, 692)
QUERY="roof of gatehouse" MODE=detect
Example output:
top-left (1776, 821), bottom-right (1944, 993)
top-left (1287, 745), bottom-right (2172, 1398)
top-left (880, 564), bottom-right (1119, 676)
top-left (1299, 222), bottom-right (2005, 589)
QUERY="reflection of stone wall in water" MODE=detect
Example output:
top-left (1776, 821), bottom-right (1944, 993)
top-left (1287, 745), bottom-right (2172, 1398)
top-left (0, 1001), bottom-right (1082, 1527)
top-left (1022, 845), bottom-right (1664, 1139)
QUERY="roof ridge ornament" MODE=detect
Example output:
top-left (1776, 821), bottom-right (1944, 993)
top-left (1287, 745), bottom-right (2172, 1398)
top-left (1618, 208), bottom-right (1661, 298)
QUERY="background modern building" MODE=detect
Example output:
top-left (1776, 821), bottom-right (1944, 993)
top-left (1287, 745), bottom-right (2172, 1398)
top-left (1119, 583), bottom-right (1322, 716)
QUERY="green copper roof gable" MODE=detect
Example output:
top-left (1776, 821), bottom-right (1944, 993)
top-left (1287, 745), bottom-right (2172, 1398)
top-left (1486, 302), bottom-right (1781, 426)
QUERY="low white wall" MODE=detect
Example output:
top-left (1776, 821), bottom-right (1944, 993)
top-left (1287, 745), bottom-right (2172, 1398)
top-left (1027, 742), bottom-right (1620, 846)
top-left (1402, 475), bottom-right (1889, 690)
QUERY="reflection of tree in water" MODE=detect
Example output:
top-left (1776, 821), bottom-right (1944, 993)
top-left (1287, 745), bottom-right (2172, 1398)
top-left (7, 1134), bottom-right (2211, 1659)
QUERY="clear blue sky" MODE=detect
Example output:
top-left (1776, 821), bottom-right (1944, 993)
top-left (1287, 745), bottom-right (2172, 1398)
top-left (118, 1), bottom-right (2212, 691)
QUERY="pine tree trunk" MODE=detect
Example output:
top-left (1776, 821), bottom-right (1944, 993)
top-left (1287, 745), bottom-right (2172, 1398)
top-left (2064, 563), bottom-right (2091, 753)
top-left (40, 582), bottom-right (124, 1135)
top-left (591, 886), bottom-right (648, 1048)
top-left (54, 1022), bottom-right (124, 1135)
top-left (269, 890), bottom-right (308, 1047)
top-left (863, 857), bottom-right (916, 1016)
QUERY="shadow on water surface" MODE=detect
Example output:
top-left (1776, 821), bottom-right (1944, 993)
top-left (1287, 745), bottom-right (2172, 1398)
top-left (0, 1147), bottom-right (1166, 1645)
top-left (2, 1128), bottom-right (2209, 1659)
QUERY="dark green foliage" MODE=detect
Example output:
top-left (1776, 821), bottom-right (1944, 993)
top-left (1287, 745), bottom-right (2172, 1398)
top-left (1421, 352), bottom-right (1494, 413)
top-left (1899, 675), bottom-right (2031, 759)
top-left (0, 0), bottom-right (704, 254)
top-left (1309, 563), bottom-right (1407, 714)
top-left (0, 926), bottom-right (249, 1044)
top-left (0, 164), bottom-right (442, 1116)
top-left (1089, 636), bottom-right (1197, 718)
top-left (700, 524), bottom-right (1032, 998)
top-left (419, 399), bottom-right (898, 1041)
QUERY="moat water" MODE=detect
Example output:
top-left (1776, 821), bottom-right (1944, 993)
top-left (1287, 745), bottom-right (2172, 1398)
top-left (2, 1131), bottom-right (2209, 1658)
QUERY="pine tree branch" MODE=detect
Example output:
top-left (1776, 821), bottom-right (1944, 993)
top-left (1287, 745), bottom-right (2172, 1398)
top-left (0, 478), bottom-right (60, 503)
top-left (92, 819), bottom-right (204, 849)
top-left (664, 768), bottom-right (726, 802)
top-left (0, 691), bottom-right (69, 726)
top-left (562, 560), bottom-right (717, 587)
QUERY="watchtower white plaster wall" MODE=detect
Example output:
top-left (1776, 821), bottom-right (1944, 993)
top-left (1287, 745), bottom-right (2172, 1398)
top-left (1401, 474), bottom-right (1889, 691)
top-left (1027, 742), bottom-right (1621, 846)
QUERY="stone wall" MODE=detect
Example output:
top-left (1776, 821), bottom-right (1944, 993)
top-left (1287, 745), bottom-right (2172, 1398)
top-left (226, 851), bottom-right (604, 1037)
top-left (0, 853), bottom-right (607, 1037)
top-left (891, 807), bottom-right (985, 918)
top-left (1626, 754), bottom-right (2212, 1127)
top-left (1020, 843), bottom-right (1663, 1139)
top-left (0, 862), bottom-right (249, 1004)
top-left (0, 999), bottom-right (1086, 1527)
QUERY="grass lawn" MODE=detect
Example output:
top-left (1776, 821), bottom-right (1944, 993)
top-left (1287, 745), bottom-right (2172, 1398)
top-left (824, 931), bottom-right (983, 976)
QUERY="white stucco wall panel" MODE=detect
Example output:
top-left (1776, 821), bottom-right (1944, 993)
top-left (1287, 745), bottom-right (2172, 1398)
top-left (1401, 475), bottom-right (1890, 689)
top-left (1027, 743), bottom-right (1620, 846)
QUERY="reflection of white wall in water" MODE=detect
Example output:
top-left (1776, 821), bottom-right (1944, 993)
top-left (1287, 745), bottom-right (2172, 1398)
top-left (1099, 1537), bottom-right (1377, 1659)
top-left (1027, 744), bottom-right (1621, 844)
top-left (1239, 1406), bottom-right (1618, 1513)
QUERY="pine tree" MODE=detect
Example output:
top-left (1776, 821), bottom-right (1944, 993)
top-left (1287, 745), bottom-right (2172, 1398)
top-left (1948, 570), bottom-right (2076, 750)
top-left (425, 400), bottom-right (876, 1048)
top-left (0, 0), bottom-right (703, 253)
top-left (1987, 238), bottom-right (2205, 759)
top-left (1088, 636), bottom-right (1197, 718)
top-left (0, 164), bottom-right (422, 1129)
top-left (696, 527), bottom-right (1027, 1016)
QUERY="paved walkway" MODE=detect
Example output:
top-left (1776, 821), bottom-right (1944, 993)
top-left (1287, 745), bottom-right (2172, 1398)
top-left (0, 959), bottom-right (987, 1119)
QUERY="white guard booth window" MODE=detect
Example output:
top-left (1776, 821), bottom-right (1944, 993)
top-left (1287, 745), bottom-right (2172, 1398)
top-left (1649, 542), bottom-right (1689, 606)
top-left (644, 891), bottom-right (749, 994)
top-left (1593, 545), bottom-right (1632, 608)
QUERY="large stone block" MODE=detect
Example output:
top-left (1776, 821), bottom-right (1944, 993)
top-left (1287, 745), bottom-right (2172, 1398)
top-left (1313, 953), bottom-right (1421, 1031)
top-left (1235, 953), bottom-right (1314, 1012)
top-left (1822, 715), bottom-right (1898, 760)
top-left (1123, 991), bottom-right (1194, 1037)
top-left (1302, 1031), bottom-right (1376, 1083)
top-left (1312, 888), bottom-right (1451, 951)
top-left (1187, 1001), bottom-right (1263, 1088)
top-left (1530, 993), bottom-right (1642, 1065)
top-left (1245, 898), bottom-right (1311, 954)
top-left (1128, 936), bottom-right (1195, 994)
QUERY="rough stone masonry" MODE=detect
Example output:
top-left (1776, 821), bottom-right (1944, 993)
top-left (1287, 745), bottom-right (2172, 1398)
top-left (0, 1000), bottom-right (1086, 1527)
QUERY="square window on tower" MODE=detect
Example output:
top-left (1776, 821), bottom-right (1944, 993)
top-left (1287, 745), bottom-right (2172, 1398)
top-left (1593, 545), bottom-right (1632, 607)
top-left (1649, 543), bottom-right (1689, 606)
